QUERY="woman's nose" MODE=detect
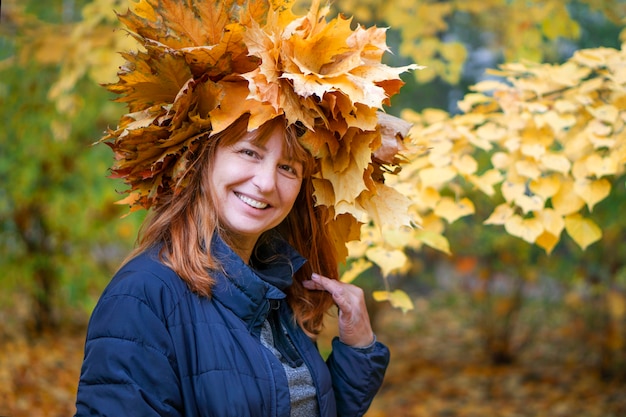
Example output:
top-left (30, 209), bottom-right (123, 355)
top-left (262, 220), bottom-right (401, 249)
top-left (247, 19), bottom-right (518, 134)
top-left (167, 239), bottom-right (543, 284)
top-left (251, 162), bottom-right (277, 192)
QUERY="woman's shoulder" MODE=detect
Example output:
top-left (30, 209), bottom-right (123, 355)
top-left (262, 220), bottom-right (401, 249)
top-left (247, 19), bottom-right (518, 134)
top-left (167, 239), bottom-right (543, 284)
top-left (98, 247), bottom-right (191, 318)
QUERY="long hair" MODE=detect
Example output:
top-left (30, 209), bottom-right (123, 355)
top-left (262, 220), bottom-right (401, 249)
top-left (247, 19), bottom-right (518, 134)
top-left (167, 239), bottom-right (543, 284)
top-left (125, 115), bottom-right (338, 335)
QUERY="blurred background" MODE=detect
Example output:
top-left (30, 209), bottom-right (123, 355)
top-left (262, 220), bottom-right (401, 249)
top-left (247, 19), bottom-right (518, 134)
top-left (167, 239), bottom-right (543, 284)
top-left (1, 0), bottom-right (625, 415)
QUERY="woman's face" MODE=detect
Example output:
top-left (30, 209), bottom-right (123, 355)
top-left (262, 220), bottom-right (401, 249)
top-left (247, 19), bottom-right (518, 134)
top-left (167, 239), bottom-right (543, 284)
top-left (210, 123), bottom-right (304, 252)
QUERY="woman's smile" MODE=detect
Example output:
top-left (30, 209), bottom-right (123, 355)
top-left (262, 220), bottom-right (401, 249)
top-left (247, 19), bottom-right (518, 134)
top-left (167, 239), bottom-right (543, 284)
top-left (235, 192), bottom-right (269, 210)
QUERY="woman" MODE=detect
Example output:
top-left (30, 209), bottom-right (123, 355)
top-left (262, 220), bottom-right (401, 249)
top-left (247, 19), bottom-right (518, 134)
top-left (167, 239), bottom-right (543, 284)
top-left (75, 0), bottom-right (417, 415)
top-left (74, 115), bottom-right (386, 416)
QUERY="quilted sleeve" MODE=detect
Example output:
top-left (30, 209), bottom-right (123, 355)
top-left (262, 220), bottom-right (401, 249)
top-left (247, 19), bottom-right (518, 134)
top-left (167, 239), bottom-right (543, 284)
top-left (74, 270), bottom-right (182, 416)
top-left (326, 337), bottom-right (390, 417)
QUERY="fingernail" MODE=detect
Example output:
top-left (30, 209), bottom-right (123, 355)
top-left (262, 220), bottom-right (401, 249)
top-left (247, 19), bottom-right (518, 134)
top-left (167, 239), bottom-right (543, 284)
top-left (311, 273), bottom-right (321, 280)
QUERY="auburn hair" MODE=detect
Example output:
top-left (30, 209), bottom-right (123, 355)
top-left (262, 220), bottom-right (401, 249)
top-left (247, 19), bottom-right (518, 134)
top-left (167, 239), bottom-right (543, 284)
top-left (125, 115), bottom-right (338, 335)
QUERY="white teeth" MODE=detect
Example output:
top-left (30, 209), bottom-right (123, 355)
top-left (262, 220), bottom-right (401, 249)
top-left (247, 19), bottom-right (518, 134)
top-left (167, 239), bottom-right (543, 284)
top-left (236, 193), bottom-right (268, 209)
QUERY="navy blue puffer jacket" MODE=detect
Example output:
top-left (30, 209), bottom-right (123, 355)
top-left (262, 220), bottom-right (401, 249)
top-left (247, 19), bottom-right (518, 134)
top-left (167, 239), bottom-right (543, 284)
top-left (74, 235), bottom-right (390, 416)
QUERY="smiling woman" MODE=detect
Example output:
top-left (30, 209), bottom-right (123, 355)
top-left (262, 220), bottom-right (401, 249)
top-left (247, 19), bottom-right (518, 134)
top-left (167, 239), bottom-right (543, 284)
top-left (73, 0), bottom-right (416, 415)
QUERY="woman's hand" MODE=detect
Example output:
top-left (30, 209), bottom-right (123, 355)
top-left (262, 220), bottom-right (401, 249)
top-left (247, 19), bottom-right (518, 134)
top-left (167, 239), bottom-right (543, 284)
top-left (303, 273), bottom-right (375, 348)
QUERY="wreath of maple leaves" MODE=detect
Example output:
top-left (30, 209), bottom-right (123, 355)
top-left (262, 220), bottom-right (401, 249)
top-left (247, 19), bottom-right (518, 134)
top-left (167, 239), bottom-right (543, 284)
top-left (102, 0), bottom-right (419, 256)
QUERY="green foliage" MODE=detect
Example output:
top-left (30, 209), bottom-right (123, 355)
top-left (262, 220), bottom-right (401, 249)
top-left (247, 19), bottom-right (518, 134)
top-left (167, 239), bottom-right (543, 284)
top-left (0, 1), bottom-right (144, 330)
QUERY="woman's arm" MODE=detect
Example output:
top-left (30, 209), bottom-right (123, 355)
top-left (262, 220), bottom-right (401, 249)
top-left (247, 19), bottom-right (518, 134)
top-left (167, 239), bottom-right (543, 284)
top-left (303, 273), bottom-right (390, 416)
top-left (74, 271), bottom-right (183, 416)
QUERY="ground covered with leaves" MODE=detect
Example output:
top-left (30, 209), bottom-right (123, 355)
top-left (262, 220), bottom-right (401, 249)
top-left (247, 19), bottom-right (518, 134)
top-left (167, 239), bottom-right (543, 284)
top-left (1, 295), bottom-right (625, 417)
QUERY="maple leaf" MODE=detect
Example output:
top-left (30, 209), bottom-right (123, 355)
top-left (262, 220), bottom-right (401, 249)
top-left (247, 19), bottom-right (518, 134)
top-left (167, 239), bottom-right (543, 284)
top-left (358, 183), bottom-right (414, 229)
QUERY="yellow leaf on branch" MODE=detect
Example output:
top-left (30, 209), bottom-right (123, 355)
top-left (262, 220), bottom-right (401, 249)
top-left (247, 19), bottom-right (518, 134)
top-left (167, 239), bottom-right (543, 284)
top-left (434, 197), bottom-right (475, 224)
top-left (574, 178), bottom-right (611, 211)
top-left (469, 169), bottom-right (503, 196)
top-left (564, 214), bottom-right (602, 250)
top-left (552, 180), bottom-right (585, 216)
top-left (537, 208), bottom-right (565, 237)
top-left (484, 203), bottom-right (515, 226)
top-left (586, 153), bottom-right (620, 178)
top-left (419, 166), bottom-right (457, 189)
top-left (540, 153), bottom-right (572, 174)
top-left (415, 230), bottom-right (451, 255)
top-left (504, 215), bottom-right (544, 244)
top-left (501, 180), bottom-right (526, 203)
top-left (529, 174), bottom-right (561, 199)
top-left (340, 258), bottom-right (373, 284)
top-left (515, 194), bottom-right (545, 214)
top-left (536, 231), bottom-right (560, 254)
top-left (373, 290), bottom-right (414, 313)
top-left (587, 104), bottom-right (619, 124)
top-left (365, 247), bottom-right (409, 278)
top-left (515, 159), bottom-right (542, 180)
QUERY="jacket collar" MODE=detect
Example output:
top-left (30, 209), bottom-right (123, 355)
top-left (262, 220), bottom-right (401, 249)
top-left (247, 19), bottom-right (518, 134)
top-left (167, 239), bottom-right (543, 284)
top-left (210, 231), bottom-right (306, 334)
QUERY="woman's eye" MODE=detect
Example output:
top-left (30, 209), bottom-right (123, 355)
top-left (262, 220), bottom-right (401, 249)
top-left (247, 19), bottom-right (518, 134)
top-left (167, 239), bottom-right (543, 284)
top-left (239, 148), bottom-right (257, 158)
top-left (280, 164), bottom-right (301, 177)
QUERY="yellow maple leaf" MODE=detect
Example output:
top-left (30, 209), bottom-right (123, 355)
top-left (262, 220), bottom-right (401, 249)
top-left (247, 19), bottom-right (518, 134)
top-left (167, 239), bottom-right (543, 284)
top-left (358, 184), bottom-right (414, 229)
top-left (373, 112), bottom-right (412, 163)
top-left (321, 156), bottom-right (366, 207)
top-left (564, 214), bottom-right (602, 250)
top-left (328, 213), bottom-right (363, 262)
top-left (110, 51), bottom-right (191, 112)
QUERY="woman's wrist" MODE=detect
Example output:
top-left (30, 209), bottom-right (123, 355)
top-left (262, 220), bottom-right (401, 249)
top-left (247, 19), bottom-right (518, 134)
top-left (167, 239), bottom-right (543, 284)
top-left (339, 334), bottom-right (377, 351)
